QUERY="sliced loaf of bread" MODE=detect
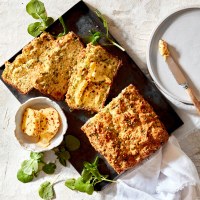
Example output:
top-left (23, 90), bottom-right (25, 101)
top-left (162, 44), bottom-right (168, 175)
top-left (66, 43), bottom-right (122, 112)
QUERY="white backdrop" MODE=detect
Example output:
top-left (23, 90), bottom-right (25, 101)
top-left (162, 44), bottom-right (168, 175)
top-left (1, 0), bottom-right (200, 199)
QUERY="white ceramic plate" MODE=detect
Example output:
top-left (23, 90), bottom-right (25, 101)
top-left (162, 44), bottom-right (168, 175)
top-left (15, 97), bottom-right (68, 152)
top-left (147, 7), bottom-right (200, 104)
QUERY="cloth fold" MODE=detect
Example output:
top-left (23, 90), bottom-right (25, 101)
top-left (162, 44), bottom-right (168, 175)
top-left (109, 135), bottom-right (200, 200)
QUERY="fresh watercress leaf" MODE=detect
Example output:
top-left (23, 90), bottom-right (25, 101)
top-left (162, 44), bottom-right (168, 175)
top-left (28, 22), bottom-right (44, 37)
top-left (17, 152), bottom-right (45, 183)
top-left (90, 31), bottom-right (101, 44)
top-left (92, 155), bottom-right (99, 166)
top-left (21, 160), bottom-right (33, 175)
top-left (26, 0), bottom-right (54, 37)
top-left (38, 181), bottom-right (54, 200)
top-left (87, 10), bottom-right (125, 51)
top-left (65, 156), bottom-right (115, 195)
top-left (57, 16), bottom-right (68, 37)
top-left (21, 159), bottom-right (38, 175)
top-left (73, 177), bottom-right (86, 192)
top-left (44, 17), bottom-right (54, 27)
top-left (58, 157), bottom-right (66, 167)
top-left (95, 10), bottom-right (108, 37)
top-left (65, 178), bottom-right (76, 190)
top-left (83, 30), bottom-right (101, 45)
top-left (53, 134), bottom-right (80, 166)
top-left (55, 150), bottom-right (70, 166)
top-left (17, 169), bottom-right (34, 183)
top-left (42, 163), bottom-right (56, 174)
top-left (65, 135), bottom-right (80, 151)
top-left (81, 168), bottom-right (92, 182)
top-left (84, 183), bottom-right (94, 195)
top-left (30, 152), bottom-right (44, 161)
top-left (26, 0), bottom-right (46, 20)
top-left (65, 177), bottom-right (94, 195)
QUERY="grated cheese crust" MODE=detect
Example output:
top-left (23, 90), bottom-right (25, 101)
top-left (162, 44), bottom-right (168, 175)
top-left (81, 84), bottom-right (169, 173)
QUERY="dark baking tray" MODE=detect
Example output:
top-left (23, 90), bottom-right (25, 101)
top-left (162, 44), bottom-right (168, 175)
top-left (0, 0), bottom-right (183, 190)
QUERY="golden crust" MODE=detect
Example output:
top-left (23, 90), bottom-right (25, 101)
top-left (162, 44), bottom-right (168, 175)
top-left (81, 84), bottom-right (169, 173)
top-left (66, 43), bottom-right (122, 112)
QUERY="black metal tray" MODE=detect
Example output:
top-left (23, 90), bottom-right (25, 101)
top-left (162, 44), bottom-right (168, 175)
top-left (0, 0), bottom-right (183, 190)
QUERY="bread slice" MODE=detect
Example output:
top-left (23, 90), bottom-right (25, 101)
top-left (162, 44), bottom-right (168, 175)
top-left (2, 32), bottom-right (84, 100)
top-left (2, 33), bottom-right (54, 94)
top-left (81, 84), bottom-right (169, 173)
top-left (34, 32), bottom-right (84, 100)
top-left (66, 43), bottom-right (122, 112)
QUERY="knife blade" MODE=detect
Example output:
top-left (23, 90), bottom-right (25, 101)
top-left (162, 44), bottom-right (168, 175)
top-left (165, 56), bottom-right (188, 88)
top-left (159, 39), bottom-right (200, 114)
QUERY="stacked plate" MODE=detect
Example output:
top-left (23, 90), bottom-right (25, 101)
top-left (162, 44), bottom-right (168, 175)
top-left (146, 7), bottom-right (200, 105)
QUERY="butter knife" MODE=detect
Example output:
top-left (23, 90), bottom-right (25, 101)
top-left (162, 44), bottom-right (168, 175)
top-left (159, 39), bottom-right (200, 114)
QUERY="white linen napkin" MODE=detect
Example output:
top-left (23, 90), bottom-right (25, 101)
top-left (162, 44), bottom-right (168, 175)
top-left (104, 135), bottom-right (200, 200)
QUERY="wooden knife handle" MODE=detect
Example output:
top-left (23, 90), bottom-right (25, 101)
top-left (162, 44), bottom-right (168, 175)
top-left (185, 87), bottom-right (200, 114)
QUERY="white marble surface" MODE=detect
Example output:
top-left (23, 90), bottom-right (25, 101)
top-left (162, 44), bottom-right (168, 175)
top-left (1, 0), bottom-right (200, 199)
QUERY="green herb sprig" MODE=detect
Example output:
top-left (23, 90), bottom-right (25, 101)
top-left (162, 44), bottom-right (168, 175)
top-left (38, 181), bottom-right (55, 200)
top-left (85, 10), bottom-right (125, 51)
top-left (65, 156), bottom-right (115, 195)
top-left (38, 175), bottom-right (61, 200)
top-left (84, 30), bottom-right (101, 45)
top-left (57, 16), bottom-right (68, 37)
top-left (42, 163), bottom-right (56, 175)
top-left (17, 152), bottom-right (45, 183)
top-left (26, 0), bottom-right (54, 37)
top-left (54, 134), bottom-right (80, 166)
top-left (17, 152), bottom-right (57, 183)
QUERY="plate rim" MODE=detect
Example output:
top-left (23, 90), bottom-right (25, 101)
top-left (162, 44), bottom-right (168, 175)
top-left (146, 6), bottom-right (200, 105)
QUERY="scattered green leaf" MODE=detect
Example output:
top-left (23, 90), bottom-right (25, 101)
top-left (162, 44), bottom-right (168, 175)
top-left (57, 16), bottom-right (68, 37)
top-left (26, 0), bottom-right (54, 37)
top-left (85, 9), bottom-right (125, 51)
top-left (42, 163), bottom-right (56, 174)
top-left (65, 156), bottom-right (115, 195)
top-left (38, 181), bottom-right (54, 200)
top-left (83, 30), bottom-right (101, 45)
top-left (65, 178), bottom-right (76, 190)
top-left (26, 0), bottom-right (46, 20)
top-left (17, 152), bottom-right (45, 183)
top-left (17, 169), bottom-right (34, 183)
top-left (54, 134), bottom-right (80, 166)
top-left (28, 22), bottom-right (44, 37)
top-left (84, 182), bottom-right (94, 195)
top-left (55, 150), bottom-right (70, 166)
top-left (21, 159), bottom-right (38, 175)
top-left (74, 177), bottom-right (92, 194)
top-left (81, 168), bottom-right (92, 182)
top-left (95, 10), bottom-right (108, 37)
top-left (65, 135), bottom-right (80, 151)
top-left (44, 17), bottom-right (54, 27)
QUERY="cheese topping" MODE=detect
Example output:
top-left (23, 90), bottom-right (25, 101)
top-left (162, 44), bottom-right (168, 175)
top-left (21, 107), bottom-right (60, 147)
top-left (87, 62), bottom-right (111, 83)
top-left (74, 80), bottom-right (88, 105)
top-left (158, 39), bottom-right (170, 60)
top-left (66, 44), bottom-right (121, 112)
